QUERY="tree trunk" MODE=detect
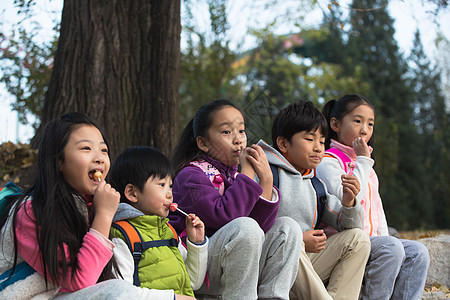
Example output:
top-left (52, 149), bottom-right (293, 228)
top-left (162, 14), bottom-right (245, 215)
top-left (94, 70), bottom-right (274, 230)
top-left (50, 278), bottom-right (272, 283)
top-left (34, 0), bottom-right (180, 158)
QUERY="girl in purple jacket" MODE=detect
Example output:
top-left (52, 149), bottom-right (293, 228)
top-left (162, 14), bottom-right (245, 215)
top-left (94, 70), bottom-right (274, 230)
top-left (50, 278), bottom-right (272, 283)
top-left (170, 99), bottom-right (302, 300)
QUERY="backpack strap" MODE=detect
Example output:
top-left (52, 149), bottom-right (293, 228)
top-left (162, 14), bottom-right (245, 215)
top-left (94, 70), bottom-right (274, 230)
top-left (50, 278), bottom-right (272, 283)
top-left (0, 182), bottom-right (22, 213)
top-left (190, 160), bottom-right (225, 195)
top-left (167, 222), bottom-right (179, 242)
top-left (0, 261), bottom-right (36, 291)
top-left (311, 177), bottom-right (327, 229)
top-left (0, 183), bottom-right (37, 290)
top-left (112, 220), bottom-right (179, 286)
top-left (269, 164), bottom-right (326, 229)
top-left (269, 164), bottom-right (279, 188)
top-left (111, 220), bottom-right (143, 286)
top-left (0, 182), bottom-right (21, 195)
top-left (325, 148), bottom-right (352, 173)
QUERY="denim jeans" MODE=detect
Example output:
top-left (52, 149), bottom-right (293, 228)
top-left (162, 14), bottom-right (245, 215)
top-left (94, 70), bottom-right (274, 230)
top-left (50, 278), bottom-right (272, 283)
top-left (361, 236), bottom-right (430, 300)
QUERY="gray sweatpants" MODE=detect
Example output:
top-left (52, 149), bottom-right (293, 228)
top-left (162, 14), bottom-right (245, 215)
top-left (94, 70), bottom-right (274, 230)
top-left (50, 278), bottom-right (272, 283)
top-left (195, 216), bottom-right (302, 300)
top-left (52, 279), bottom-right (140, 299)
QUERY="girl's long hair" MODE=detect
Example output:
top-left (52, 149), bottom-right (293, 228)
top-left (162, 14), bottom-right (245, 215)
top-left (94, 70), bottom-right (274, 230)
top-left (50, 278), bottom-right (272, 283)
top-left (171, 99), bottom-right (241, 175)
top-left (0, 112), bottom-right (119, 287)
top-left (322, 94), bottom-right (375, 151)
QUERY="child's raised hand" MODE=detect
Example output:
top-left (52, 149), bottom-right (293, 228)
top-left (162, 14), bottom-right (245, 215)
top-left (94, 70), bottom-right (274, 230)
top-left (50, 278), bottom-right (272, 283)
top-left (303, 230), bottom-right (327, 253)
top-left (245, 145), bottom-right (271, 180)
top-left (185, 213), bottom-right (205, 245)
top-left (341, 174), bottom-right (360, 207)
top-left (245, 144), bottom-right (273, 199)
top-left (239, 146), bottom-right (256, 180)
top-left (92, 180), bottom-right (120, 237)
top-left (352, 137), bottom-right (370, 157)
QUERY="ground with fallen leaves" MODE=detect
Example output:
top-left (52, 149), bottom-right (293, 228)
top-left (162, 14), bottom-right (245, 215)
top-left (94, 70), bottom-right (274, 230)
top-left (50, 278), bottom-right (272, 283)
top-left (398, 230), bottom-right (450, 298)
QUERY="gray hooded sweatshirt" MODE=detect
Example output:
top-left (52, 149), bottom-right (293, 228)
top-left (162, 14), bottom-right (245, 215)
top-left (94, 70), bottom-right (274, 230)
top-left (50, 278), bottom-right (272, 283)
top-left (257, 140), bottom-right (364, 232)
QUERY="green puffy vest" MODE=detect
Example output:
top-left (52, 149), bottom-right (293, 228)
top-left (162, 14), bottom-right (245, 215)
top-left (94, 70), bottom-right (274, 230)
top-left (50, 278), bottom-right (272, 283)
top-left (111, 215), bottom-right (194, 296)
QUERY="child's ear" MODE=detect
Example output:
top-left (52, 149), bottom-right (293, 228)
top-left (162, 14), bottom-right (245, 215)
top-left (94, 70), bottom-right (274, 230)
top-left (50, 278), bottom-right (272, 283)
top-left (330, 117), bottom-right (340, 133)
top-left (124, 184), bottom-right (138, 203)
top-left (276, 137), bottom-right (289, 154)
top-left (196, 136), bottom-right (209, 153)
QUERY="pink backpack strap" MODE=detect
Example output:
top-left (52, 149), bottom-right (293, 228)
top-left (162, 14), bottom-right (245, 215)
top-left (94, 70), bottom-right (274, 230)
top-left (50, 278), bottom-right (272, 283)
top-left (190, 160), bottom-right (225, 195)
top-left (324, 148), bottom-right (352, 173)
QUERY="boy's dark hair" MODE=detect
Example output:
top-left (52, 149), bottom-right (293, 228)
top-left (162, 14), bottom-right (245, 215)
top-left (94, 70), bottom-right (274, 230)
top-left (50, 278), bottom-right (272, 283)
top-left (271, 100), bottom-right (328, 152)
top-left (171, 99), bottom-right (243, 175)
top-left (321, 94), bottom-right (375, 150)
top-left (109, 146), bottom-right (174, 204)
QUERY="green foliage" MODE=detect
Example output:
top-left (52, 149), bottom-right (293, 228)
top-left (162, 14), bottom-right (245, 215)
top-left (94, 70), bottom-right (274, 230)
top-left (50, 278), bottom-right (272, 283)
top-left (179, 0), bottom-right (243, 127)
top-left (0, 2), bottom-right (58, 127)
top-left (344, 0), bottom-right (423, 230)
top-left (2, 0), bottom-right (449, 230)
top-left (230, 27), bottom-right (371, 143)
top-left (408, 30), bottom-right (450, 228)
top-left (333, 0), bottom-right (450, 230)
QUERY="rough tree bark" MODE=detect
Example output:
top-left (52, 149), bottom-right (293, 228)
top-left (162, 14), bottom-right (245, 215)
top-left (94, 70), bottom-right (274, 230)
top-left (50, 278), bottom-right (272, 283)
top-left (34, 0), bottom-right (180, 158)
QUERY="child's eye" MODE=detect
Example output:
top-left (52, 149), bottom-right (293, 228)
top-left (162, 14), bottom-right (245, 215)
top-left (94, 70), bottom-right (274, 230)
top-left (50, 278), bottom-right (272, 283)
top-left (305, 138), bottom-right (313, 142)
top-left (102, 148), bottom-right (108, 153)
top-left (368, 122), bottom-right (374, 127)
top-left (82, 146), bottom-right (91, 150)
top-left (159, 183), bottom-right (165, 187)
top-left (354, 119), bottom-right (361, 124)
top-left (239, 129), bottom-right (246, 134)
top-left (222, 130), bottom-right (231, 134)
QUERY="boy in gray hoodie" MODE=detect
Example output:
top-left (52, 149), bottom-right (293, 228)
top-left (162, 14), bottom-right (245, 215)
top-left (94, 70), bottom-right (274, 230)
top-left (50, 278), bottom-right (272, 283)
top-left (257, 100), bottom-right (370, 300)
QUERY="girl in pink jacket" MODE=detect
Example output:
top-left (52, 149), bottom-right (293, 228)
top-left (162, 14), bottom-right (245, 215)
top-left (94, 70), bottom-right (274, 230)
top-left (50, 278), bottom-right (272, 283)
top-left (0, 113), bottom-right (188, 300)
top-left (316, 94), bottom-right (430, 300)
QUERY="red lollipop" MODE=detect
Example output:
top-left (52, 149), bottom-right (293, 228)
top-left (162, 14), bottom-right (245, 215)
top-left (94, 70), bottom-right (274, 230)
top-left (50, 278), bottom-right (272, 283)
top-left (169, 203), bottom-right (178, 212)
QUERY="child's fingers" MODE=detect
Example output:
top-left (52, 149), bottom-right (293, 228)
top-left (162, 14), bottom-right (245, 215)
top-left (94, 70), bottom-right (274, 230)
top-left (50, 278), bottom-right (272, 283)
top-left (343, 180), bottom-right (360, 199)
top-left (245, 146), bottom-right (258, 159)
top-left (342, 175), bottom-right (360, 186)
top-left (246, 145), bottom-right (267, 161)
top-left (187, 214), bottom-right (201, 226)
top-left (343, 185), bottom-right (357, 197)
top-left (342, 177), bottom-right (359, 190)
top-left (249, 144), bottom-right (264, 155)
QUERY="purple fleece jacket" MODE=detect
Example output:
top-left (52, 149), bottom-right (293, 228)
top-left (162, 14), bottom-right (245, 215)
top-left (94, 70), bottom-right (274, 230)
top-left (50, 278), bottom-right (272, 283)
top-left (169, 155), bottom-right (279, 237)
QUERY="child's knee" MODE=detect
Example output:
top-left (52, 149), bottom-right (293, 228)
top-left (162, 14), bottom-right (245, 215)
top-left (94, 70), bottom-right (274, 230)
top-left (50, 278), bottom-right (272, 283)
top-left (334, 228), bottom-right (371, 257)
top-left (352, 228), bottom-right (371, 254)
top-left (373, 236), bottom-right (405, 263)
top-left (346, 228), bottom-right (371, 245)
top-left (411, 241), bottom-right (430, 267)
top-left (228, 217), bottom-right (264, 244)
top-left (272, 216), bottom-right (302, 238)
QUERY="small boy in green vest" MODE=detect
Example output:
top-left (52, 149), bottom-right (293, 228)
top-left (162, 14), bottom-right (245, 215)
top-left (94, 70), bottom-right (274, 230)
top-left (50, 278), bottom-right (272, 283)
top-left (108, 146), bottom-right (208, 300)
